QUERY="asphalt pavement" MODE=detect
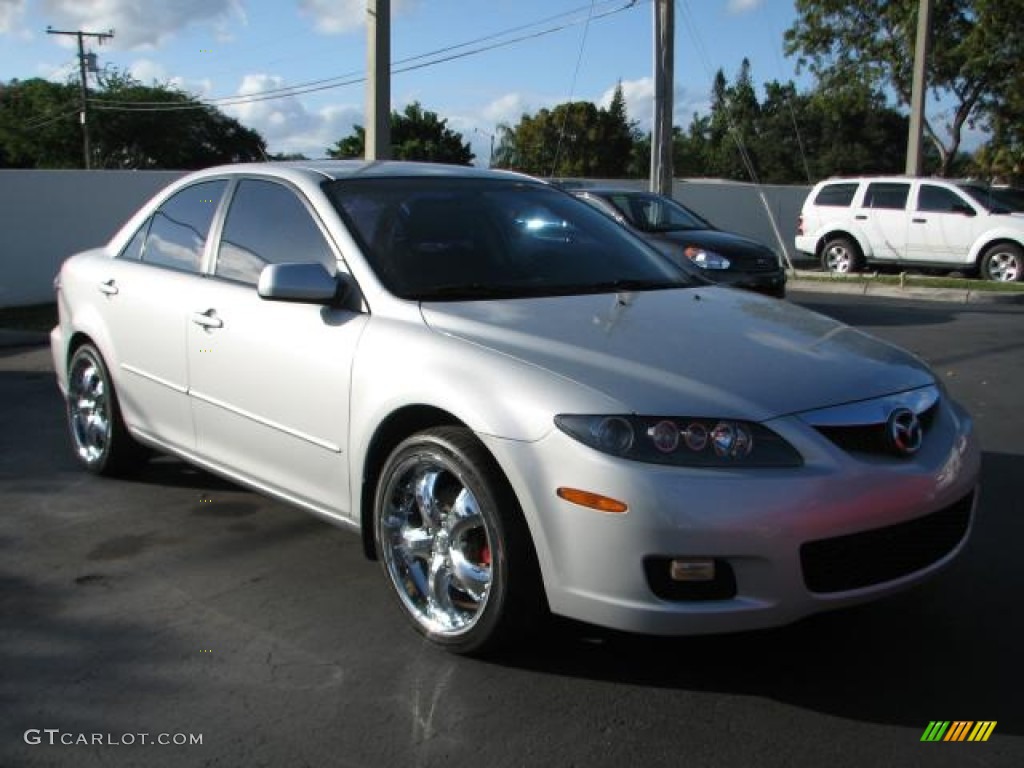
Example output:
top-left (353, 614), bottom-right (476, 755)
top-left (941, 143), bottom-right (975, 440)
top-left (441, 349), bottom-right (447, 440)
top-left (1, 292), bottom-right (1022, 768)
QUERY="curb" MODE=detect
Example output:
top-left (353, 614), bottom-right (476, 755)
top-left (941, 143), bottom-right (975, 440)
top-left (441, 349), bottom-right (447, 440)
top-left (788, 278), bottom-right (1024, 305)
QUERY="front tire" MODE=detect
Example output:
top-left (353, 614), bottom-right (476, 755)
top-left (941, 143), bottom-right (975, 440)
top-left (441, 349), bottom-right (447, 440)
top-left (821, 237), bottom-right (863, 274)
top-left (374, 427), bottom-right (543, 655)
top-left (980, 243), bottom-right (1023, 282)
top-left (66, 344), bottom-right (148, 475)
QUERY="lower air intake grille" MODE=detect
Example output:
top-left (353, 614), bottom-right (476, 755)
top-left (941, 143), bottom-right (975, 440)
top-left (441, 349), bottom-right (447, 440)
top-left (800, 491), bottom-right (973, 594)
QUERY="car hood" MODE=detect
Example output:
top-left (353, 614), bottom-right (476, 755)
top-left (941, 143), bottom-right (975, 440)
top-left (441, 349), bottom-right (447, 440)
top-left (420, 287), bottom-right (934, 421)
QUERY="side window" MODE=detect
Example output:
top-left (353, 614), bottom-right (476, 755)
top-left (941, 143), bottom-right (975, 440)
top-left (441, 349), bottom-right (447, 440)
top-left (216, 179), bottom-right (336, 285)
top-left (118, 219), bottom-right (149, 260)
top-left (918, 185), bottom-right (969, 213)
top-left (143, 181), bottom-right (226, 273)
top-left (863, 182), bottom-right (910, 210)
top-left (813, 183), bottom-right (858, 207)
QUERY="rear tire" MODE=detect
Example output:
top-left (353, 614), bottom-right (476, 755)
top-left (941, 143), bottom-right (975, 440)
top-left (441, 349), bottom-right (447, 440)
top-left (374, 426), bottom-right (545, 655)
top-left (821, 237), bottom-right (863, 274)
top-left (66, 344), bottom-right (148, 476)
top-left (980, 243), bottom-right (1023, 282)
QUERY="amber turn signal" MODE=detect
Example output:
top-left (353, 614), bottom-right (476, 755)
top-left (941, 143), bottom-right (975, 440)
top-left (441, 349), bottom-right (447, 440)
top-left (556, 487), bottom-right (628, 514)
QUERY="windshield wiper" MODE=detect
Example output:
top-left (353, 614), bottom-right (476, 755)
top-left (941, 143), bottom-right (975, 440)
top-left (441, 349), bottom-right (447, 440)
top-left (547, 278), bottom-right (689, 295)
top-left (409, 283), bottom-right (522, 301)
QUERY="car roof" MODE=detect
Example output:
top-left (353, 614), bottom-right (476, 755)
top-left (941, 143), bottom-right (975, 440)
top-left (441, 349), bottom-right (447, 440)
top-left (188, 159), bottom-right (536, 183)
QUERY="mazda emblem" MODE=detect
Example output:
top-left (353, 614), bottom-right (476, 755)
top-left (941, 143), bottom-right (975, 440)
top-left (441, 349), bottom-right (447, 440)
top-left (887, 408), bottom-right (923, 456)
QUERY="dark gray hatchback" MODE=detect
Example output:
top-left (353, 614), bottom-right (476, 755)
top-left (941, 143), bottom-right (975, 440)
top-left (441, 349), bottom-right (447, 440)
top-left (573, 188), bottom-right (787, 298)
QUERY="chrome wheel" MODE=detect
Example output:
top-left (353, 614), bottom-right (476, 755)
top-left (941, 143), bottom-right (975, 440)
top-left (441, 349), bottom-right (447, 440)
top-left (822, 238), bottom-right (859, 274)
top-left (66, 344), bottom-right (147, 475)
top-left (69, 352), bottom-right (111, 465)
top-left (379, 455), bottom-right (494, 636)
top-left (981, 245), bottom-right (1023, 282)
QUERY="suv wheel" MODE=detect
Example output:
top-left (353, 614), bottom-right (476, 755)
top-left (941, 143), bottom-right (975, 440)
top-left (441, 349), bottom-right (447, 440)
top-left (980, 243), bottom-right (1023, 282)
top-left (821, 237), bottom-right (863, 274)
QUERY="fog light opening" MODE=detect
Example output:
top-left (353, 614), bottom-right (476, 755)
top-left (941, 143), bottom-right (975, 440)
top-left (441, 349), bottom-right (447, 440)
top-left (670, 558), bottom-right (716, 582)
top-left (556, 487), bottom-right (628, 514)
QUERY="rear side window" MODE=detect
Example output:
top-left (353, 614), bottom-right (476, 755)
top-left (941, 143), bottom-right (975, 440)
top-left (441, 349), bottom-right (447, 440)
top-left (215, 179), bottom-right (336, 285)
top-left (918, 184), bottom-right (969, 213)
top-left (813, 183), bottom-right (858, 207)
top-left (143, 180), bottom-right (227, 273)
top-left (118, 220), bottom-right (149, 260)
top-left (863, 182), bottom-right (910, 210)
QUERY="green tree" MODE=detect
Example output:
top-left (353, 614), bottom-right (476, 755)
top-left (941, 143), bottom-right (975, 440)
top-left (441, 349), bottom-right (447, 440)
top-left (0, 71), bottom-right (266, 169)
top-left (494, 87), bottom-right (639, 177)
top-left (785, 0), bottom-right (1024, 177)
top-left (327, 102), bottom-right (473, 164)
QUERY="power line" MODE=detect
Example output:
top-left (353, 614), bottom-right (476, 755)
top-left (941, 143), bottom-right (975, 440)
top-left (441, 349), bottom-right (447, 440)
top-left (550, 0), bottom-right (600, 177)
top-left (86, 0), bottom-right (645, 113)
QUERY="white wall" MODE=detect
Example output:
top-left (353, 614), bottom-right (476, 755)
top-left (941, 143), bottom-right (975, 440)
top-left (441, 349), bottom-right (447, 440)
top-left (0, 170), bottom-right (810, 308)
top-left (1, 170), bottom-right (184, 308)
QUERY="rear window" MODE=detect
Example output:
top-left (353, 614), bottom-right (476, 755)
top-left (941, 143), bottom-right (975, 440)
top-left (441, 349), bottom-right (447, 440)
top-left (863, 182), bottom-right (910, 210)
top-left (813, 183), bottom-right (858, 207)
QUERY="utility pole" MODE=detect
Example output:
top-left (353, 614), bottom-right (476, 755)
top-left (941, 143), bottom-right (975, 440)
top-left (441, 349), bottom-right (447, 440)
top-left (365, 0), bottom-right (391, 161)
top-left (650, 0), bottom-right (674, 195)
top-left (46, 26), bottom-right (114, 169)
top-left (905, 0), bottom-right (933, 176)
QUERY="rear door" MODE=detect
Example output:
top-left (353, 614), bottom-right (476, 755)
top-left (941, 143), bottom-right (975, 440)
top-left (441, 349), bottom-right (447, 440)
top-left (186, 178), bottom-right (368, 517)
top-left (97, 179), bottom-right (227, 451)
top-left (855, 181), bottom-right (911, 262)
top-left (904, 183), bottom-right (980, 265)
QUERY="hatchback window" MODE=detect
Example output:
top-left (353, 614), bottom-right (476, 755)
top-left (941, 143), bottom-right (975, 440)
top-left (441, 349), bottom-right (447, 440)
top-left (918, 185), bottom-right (971, 213)
top-left (216, 179), bottom-right (336, 284)
top-left (813, 183), bottom-right (858, 207)
top-left (608, 193), bottom-right (708, 233)
top-left (143, 181), bottom-right (226, 273)
top-left (863, 183), bottom-right (910, 210)
top-left (327, 178), bottom-right (690, 301)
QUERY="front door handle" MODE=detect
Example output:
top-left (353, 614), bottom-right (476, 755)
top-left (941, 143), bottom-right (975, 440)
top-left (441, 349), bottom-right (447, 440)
top-left (98, 279), bottom-right (119, 296)
top-left (191, 309), bottom-right (223, 329)
top-left (854, 215), bottom-right (868, 221)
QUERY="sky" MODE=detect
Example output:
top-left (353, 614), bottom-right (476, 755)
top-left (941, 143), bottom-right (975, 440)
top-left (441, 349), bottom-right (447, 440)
top-left (0, 1), bottom-right (846, 163)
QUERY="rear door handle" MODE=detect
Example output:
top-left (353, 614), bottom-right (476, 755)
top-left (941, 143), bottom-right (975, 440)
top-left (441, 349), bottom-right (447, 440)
top-left (854, 215), bottom-right (868, 220)
top-left (191, 309), bottom-right (223, 329)
top-left (98, 279), bottom-right (119, 296)
top-left (912, 218), bottom-right (927, 223)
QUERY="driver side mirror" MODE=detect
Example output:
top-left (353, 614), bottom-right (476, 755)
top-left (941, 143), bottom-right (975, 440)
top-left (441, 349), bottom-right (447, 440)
top-left (257, 262), bottom-right (352, 305)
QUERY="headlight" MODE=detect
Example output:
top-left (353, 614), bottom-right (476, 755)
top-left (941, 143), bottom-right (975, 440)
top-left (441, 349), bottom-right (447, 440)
top-left (684, 246), bottom-right (731, 270)
top-left (554, 415), bottom-right (802, 467)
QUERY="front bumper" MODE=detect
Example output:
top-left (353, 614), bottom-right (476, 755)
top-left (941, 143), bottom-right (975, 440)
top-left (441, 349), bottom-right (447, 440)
top-left (481, 395), bottom-right (980, 636)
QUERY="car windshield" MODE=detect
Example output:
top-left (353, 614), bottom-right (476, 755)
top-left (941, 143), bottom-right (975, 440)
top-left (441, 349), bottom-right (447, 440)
top-left (958, 184), bottom-right (1024, 213)
top-left (604, 192), bottom-right (711, 233)
top-left (326, 178), bottom-right (694, 301)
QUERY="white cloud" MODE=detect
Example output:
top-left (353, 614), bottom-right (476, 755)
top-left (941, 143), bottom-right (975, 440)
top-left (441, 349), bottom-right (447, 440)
top-left (726, 0), bottom-right (764, 14)
top-left (482, 93), bottom-right (530, 125)
top-left (223, 73), bottom-right (362, 157)
top-left (40, 0), bottom-right (243, 49)
top-left (298, 0), bottom-right (412, 35)
top-left (127, 58), bottom-right (212, 97)
top-left (0, 0), bottom-right (26, 34)
top-left (599, 77), bottom-right (706, 132)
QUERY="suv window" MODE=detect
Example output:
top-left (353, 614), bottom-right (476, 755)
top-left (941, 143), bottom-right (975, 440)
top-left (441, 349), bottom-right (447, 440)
top-left (813, 183), bottom-right (858, 207)
top-left (143, 180), bottom-right (227, 273)
top-left (216, 179), bottom-right (336, 284)
top-left (863, 182), bottom-right (910, 210)
top-left (918, 185), bottom-right (970, 213)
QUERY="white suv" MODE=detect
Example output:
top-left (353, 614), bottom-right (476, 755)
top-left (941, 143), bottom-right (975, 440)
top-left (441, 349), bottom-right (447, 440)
top-left (795, 177), bottom-right (1024, 281)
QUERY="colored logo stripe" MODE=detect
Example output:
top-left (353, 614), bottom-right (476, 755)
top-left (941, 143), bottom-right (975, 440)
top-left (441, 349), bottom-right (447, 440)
top-left (968, 722), bottom-right (997, 742)
top-left (921, 721), bottom-right (996, 742)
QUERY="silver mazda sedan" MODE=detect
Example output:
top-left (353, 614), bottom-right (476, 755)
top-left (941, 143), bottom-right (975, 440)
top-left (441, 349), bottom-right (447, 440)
top-left (51, 161), bottom-right (980, 654)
